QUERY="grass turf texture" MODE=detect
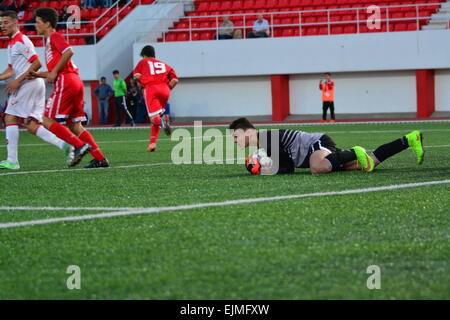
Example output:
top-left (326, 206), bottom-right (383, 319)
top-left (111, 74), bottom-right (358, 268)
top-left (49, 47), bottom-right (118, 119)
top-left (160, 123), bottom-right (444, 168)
top-left (0, 122), bottom-right (449, 299)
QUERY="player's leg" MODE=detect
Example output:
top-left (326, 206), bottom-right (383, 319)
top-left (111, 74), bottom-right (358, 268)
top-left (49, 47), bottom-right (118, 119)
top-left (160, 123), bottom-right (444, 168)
top-left (43, 76), bottom-right (90, 166)
top-left (372, 130), bottom-right (424, 166)
top-left (161, 108), bottom-right (171, 136)
top-left (148, 114), bottom-right (162, 152)
top-left (144, 86), bottom-right (165, 152)
top-left (329, 101), bottom-right (335, 122)
top-left (27, 119), bottom-right (74, 163)
top-left (160, 93), bottom-right (171, 136)
top-left (321, 101), bottom-right (328, 122)
top-left (122, 96), bottom-right (135, 127)
top-left (114, 96), bottom-right (122, 127)
top-left (309, 135), bottom-right (358, 174)
top-left (0, 114), bottom-right (20, 170)
top-left (26, 79), bottom-right (74, 163)
top-left (68, 121), bottom-right (109, 168)
top-left (67, 83), bottom-right (109, 168)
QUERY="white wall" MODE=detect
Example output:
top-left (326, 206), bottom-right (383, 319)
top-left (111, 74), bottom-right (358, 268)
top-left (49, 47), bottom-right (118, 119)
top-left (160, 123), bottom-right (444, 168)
top-left (170, 76), bottom-right (272, 117)
top-left (435, 69), bottom-right (450, 112)
top-left (290, 71), bottom-right (417, 115)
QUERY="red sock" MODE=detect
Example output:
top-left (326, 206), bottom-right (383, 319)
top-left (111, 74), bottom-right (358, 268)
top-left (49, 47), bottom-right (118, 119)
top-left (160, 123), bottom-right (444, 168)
top-left (49, 122), bottom-right (84, 148)
top-left (150, 125), bottom-right (161, 144)
top-left (79, 130), bottom-right (105, 161)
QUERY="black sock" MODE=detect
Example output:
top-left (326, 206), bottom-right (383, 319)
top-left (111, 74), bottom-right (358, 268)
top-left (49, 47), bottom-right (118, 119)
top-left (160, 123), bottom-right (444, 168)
top-left (372, 137), bottom-right (408, 163)
top-left (325, 149), bottom-right (356, 171)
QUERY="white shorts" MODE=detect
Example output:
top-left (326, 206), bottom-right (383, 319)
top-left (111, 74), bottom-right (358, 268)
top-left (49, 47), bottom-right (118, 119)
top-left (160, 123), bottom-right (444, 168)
top-left (5, 78), bottom-right (45, 123)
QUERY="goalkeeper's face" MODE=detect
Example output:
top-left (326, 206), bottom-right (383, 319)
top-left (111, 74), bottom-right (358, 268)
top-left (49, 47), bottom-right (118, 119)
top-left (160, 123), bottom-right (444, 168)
top-left (230, 128), bottom-right (258, 149)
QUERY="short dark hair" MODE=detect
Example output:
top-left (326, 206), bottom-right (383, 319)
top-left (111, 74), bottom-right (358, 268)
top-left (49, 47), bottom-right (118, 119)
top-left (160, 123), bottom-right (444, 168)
top-left (112, 70), bottom-right (119, 75)
top-left (1, 10), bottom-right (18, 20)
top-left (229, 118), bottom-right (256, 131)
top-left (140, 45), bottom-right (155, 58)
top-left (35, 8), bottom-right (59, 29)
top-left (324, 72), bottom-right (331, 76)
top-left (100, 77), bottom-right (106, 81)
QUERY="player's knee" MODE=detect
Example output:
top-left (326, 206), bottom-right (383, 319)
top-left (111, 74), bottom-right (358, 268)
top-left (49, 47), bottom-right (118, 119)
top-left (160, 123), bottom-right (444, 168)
top-left (151, 116), bottom-right (161, 126)
top-left (310, 161), bottom-right (332, 174)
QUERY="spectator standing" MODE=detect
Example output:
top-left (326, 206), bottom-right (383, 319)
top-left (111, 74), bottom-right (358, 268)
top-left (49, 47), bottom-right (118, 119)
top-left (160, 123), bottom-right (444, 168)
top-left (216, 16), bottom-right (234, 40)
top-left (319, 73), bottom-right (336, 123)
top-left (248, 15), bottom-right (270, 38)
top-left (94, 77), bottom-right (114, 125)
top-left (135, 82), bottom-right (147, 124)
top-left (127, 77), bottom-right (139, 121)
top-left (112, 70), bottom-right (135, 127)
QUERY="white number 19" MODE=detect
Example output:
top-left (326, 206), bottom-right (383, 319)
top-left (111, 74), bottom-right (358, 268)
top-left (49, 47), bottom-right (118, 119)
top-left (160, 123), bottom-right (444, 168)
top-left (148, 61), bottom-right (166, 75)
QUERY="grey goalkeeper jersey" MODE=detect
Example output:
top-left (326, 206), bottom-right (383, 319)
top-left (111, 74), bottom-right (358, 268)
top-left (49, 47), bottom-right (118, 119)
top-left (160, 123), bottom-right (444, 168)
top-left (259, 129), bottom-right (324, 173)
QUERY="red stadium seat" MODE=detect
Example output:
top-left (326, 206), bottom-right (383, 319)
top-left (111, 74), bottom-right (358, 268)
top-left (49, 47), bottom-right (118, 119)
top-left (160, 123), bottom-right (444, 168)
top-left (282, 28), bottom-right (295, 36)
top-left (407, 22), bottom-right (418, 31)
top-left (221, 1), bottom-right (233, 10)
top-left (200, 32), bottom-right (213, 40)
top-left (344, 25), bottom-right (357, 33)
top-left (48, 1), bottom-right (61, 9)
top-left (209, 2), bottom-right (220, 11)
top-left (244, 0), bottom-right (255, 9)
top-left (231, 1), bottom-right (243, 10)
top-left (165, 33), bottom-right (177, 42)
top-left (255, 0), bottom-right (267, 9)
top-left (331, 25), bottom-right (344, 34)
top-left (177, 32), bottom-right (189, 41)
top-left (197, 2), bottom-right (210, 11)
top-left (394, 22), bottom-right (407, 31)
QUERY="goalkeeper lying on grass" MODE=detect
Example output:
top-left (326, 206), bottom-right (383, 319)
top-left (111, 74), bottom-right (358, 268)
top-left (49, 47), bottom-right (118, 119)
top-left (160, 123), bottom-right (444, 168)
top-left (229, 118), bottom-right (425, 175)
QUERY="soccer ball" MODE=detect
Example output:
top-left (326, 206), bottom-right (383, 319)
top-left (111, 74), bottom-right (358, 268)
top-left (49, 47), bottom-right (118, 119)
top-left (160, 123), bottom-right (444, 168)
top-left (245, 148), bottom-right (272, 175)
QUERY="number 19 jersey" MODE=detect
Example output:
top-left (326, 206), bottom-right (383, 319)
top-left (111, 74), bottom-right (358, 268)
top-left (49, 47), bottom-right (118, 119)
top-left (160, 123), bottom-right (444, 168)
top-left (133, 57), bottom-right (178, 87)
top-left (133, 58), bottom-right (178, 117)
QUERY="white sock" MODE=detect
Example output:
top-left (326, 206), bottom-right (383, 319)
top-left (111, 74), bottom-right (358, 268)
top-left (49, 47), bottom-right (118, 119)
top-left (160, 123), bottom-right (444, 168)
top-left (35, 125), bottom-right (66, 150)
top-left (6, 124), bottom-right (19, 164)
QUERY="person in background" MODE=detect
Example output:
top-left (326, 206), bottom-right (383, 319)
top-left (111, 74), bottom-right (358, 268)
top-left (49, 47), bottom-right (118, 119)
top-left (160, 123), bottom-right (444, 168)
top-left (94, 77), bottom-right (114, 125)
top-left (82, 0), bottom-right (98, 9)
top-left (248, 15), bottom-right (270, 38)
top-left (57, 5), bottom-right (70, 30)
top-left (127, 77), bottom-right (139, 121)
top-left (102, 0), bottom-right (113, 8)
top-left (134, 82), bottom-right (147, 124)
top-left (319, 72), bottom-right (335, 123)
top-left (216, 16), bottom-right (234, 40)
top-left (112, 69), bottom-right (135, 127)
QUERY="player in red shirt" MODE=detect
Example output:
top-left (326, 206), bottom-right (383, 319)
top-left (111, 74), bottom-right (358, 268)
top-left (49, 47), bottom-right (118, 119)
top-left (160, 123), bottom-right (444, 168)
top-left (30, 8), bottom-right (109, 168)
top-left (133, 45), bottom-right (178, 152)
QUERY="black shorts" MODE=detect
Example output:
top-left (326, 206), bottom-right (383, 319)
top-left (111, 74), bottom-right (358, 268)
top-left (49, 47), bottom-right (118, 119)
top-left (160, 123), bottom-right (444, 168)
top-left (299, 134), bottom-right (339, 168)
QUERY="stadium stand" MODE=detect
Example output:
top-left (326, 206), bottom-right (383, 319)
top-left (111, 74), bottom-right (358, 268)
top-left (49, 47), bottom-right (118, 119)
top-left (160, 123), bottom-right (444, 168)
top-left (0, 0), bottom-right (154, 48)
top-left (160, 0), bottom-right (445, 41)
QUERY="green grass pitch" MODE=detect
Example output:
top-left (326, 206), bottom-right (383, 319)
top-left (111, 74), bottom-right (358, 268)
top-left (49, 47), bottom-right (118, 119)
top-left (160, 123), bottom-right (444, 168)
top-left (0, 121), bottom-right (449, 299)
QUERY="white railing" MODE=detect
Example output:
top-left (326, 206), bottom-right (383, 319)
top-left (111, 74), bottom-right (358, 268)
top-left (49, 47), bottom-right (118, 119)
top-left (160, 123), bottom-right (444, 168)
top-left (146, 2), bottom-right (446, 41)
top-left (0, 1), bottom-right (447, 47)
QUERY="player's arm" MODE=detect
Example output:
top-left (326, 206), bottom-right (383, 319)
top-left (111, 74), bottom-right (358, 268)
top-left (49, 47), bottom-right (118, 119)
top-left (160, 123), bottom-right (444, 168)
top-left (168, 78), bottom-right (178, 90)
top-left (5, 59), bottom-right (42, 94)
top-left (47, 48), bottom-right (74, 83)
top-left (0, 66), bottom-right (14, 81)
top-left (167, 68), bottom-right (178, 90)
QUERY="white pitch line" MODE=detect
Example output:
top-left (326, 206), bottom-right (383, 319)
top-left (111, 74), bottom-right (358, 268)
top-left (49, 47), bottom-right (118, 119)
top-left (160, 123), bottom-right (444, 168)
top-left (1, 179), bottom-right (449, 230)
top-left (0, 158), bottom-right (247, 177)
top-left (0, 206), bottom-right (144, 211)
top-left (0, 143), bottom-right (448, 178)
top-left (1, 128), bottom-right (450, 148)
